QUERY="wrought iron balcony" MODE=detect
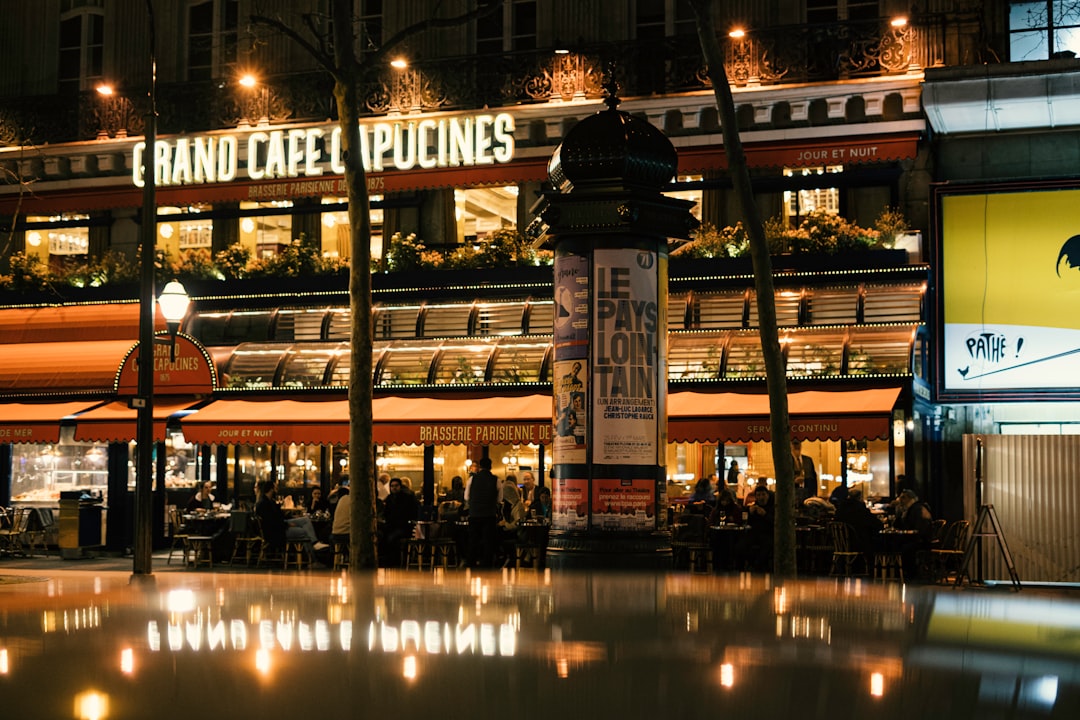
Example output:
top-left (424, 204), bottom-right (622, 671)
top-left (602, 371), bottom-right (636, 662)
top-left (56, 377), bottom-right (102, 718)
top-left (0, 12), bottom-right (985, 147)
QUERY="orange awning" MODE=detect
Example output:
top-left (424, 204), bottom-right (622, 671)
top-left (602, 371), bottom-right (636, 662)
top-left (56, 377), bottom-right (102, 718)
top-left (72, 398), bottom-right (205, 443)
top-left (0, 401), bottom-right (104, 443)
top-left (667, 387), bottom-right (902, 443)
top-left (178, 394), bottom-right (554, 447)
top-left (0, 303), bottom-right (161, 344)
top-left (0, 340), bottom-right (137, 394)
top-left (678, 132), bottom-right (920, 173)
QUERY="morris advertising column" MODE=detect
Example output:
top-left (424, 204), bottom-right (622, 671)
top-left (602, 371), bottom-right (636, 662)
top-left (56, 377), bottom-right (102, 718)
top-left (533, 80), bottom-right (696, 569)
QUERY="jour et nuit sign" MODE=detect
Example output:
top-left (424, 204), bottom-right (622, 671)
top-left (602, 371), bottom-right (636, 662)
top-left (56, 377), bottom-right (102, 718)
top-left (131, 112), bottom-right (516, 188)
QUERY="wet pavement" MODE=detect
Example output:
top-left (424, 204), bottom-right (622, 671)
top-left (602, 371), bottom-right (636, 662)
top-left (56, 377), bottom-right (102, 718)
top-left (1, 554), bottom-right (1079, 719)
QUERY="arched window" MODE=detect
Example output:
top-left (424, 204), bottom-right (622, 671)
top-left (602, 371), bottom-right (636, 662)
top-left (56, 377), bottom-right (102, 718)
top-left (58, 0), bottom-right (105, 93)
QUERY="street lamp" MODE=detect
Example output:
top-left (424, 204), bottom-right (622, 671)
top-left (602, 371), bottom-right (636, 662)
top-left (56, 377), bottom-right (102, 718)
top-left (158, 280), bottom-right (191, 361)
top-left (133, 0), bottom-right (158, 579)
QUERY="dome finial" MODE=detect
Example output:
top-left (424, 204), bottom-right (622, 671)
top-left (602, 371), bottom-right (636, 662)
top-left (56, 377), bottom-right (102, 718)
top-left (602, 61), bottom-right (620, 111)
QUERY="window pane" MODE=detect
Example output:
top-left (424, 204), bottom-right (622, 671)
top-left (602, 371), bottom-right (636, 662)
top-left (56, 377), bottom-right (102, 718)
top-left (1055, 27), bottom-right (1080, 57)
top-left (60, 16), bottom-right (82, 47)
top-left (1011, 30), bottom-right (1048, 60)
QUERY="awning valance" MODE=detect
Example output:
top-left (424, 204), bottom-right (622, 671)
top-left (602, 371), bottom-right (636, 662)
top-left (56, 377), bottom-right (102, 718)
top-left (677, 132), bottom-right (920, 173)
top-left (0, 340), bottom-right (137, 394)
top-left (71, 398), bottom-right (205, 443)
top-left (177, 394), bottom-right (554, 447)
top-left (0, 401), bottom-right (103, 444)
top-left (0, 304), bottom-right (156, 344)
top-left (667, 387), bottom-right (902, 443)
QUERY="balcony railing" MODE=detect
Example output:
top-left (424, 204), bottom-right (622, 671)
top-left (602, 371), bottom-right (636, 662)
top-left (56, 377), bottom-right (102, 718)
top-left (0, 12), bottom-right (986, 147)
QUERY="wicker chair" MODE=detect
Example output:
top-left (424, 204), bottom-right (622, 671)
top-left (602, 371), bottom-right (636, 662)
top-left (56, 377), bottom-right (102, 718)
top-left (828, 521), bottom-right (868, 577)
top-left (165, 506), bottom-right (190, 566)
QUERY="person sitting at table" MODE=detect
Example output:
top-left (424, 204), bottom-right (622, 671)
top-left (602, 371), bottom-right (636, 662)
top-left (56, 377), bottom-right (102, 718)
top-left (306, 486), bottom-right (331, 516)
top-left (708, 489), bottom-right (741, 525)
top-left (497, 482), bottom-right (528, 566)
top-left (738, 485), bottom-right (775, 572)
top-left (529, 486), bottom-right (552, 523)
top-left (445, 475), bottom-right (466, 504)
top-left (520, 471), bottom-right (538, 506)
top-left (380, 477), bottom-right (420, 567)
top-left (834, 488), bottom-right (881, 564)
top-left (891, 489), bottom-right (935, 580)
top-left (255, 480), bottom-right (329, 560)
top-left (186, 481), bottom-right (215, 512)
top-left (330, 484), bottom-right (350, 548)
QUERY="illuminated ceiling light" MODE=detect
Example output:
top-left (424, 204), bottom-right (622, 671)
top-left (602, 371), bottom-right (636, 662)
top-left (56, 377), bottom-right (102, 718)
top-left (890, 16), bottom-right (908, 28)
top-left (241, 217), bottom-right (256, 234)
top-left (390, 58), bottom-right (408, 69)
top-left (159, 223), bottom-right (174, 239)
top-left (95, 84), bottom-right (114, 96)
top-left (74, 690), bottom-right (110, 720)
top-left (239, 73), bottom-right (258, 88)
top-left (728, 28), bottom-right (745, 39)
top-left (27, 231), bottom-right (42, 247)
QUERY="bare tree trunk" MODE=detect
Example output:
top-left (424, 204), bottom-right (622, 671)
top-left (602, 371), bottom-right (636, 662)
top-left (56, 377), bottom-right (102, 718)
top-left (330, 0), bottom-right (378, 569)
top-left (689, 0), bottom-right (796, 578)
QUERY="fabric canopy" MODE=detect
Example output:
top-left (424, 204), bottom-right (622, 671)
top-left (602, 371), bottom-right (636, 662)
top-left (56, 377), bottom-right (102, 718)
top-left (0, 339), bottom-right (137, 394)
top-left (71, 398), bottom-right (205, 443)
top-left (0, 303), bottom-right (159, 344)
top-left (178, 394), bottom-right (554, 447)
top-left (667, 387), bottom-right (902, 443)
top-left (0, 401), bottom-right (103, 444)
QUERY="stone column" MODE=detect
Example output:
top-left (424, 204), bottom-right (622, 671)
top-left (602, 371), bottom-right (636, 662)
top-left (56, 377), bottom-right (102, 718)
top-left (532, 78), bottom-right (697, 569)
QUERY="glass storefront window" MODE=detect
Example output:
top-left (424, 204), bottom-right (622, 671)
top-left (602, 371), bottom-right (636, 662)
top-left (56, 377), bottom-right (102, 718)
top-left (240, 200), bottom-right (293, 258)
top-left (455, 186), bottom-right (518, 242)
top-left (783, 165), bottom-right (843, 225)
top-left (10, 442), bottom-right (109, 504)
top-left (322, 195), bottom-right (383, 261)
top-left (158, 204), bottom-right (213, 254)
top-left (25, 214), bottom-right (91, 271)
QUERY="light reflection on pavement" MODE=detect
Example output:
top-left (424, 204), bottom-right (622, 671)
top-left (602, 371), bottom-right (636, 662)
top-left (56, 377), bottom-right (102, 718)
top-left (0, 568), bottom-right (1078, 719)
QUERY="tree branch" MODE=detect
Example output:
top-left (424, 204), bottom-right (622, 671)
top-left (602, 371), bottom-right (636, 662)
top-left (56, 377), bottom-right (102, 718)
top-left (250, 13), bottom-right (335, 75)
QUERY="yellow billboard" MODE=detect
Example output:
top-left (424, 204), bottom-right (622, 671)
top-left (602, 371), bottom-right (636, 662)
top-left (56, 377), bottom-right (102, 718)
top-left (941, 188), bottom-right (1080, 391)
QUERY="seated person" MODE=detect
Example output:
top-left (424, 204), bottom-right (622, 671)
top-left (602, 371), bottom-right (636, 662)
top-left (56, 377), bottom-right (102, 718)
top-left (688, 477), bottom-right (715, 505)
top-left (307, 486), bottom-right (331, 515)
top-left (255, 480), bottom-right (329, 558)
top-left (186, 481), bottom-right (215, 512)
top-left (529, 486), bottom-right (552, 523)
top-left (708, 489), bottom-right (741, 525)
top-left (833, 488), bottom-right (881, 562)
top-left (737, 486), bottom-right (775, 572)
top-left (497, 483), bottom-right (528, 566)
top-left (891, 489), bottom-right (935, 579)
top-left (330, 485), bottom-right (350, 548)
top-left (381, 477), bottom-right (420, 566)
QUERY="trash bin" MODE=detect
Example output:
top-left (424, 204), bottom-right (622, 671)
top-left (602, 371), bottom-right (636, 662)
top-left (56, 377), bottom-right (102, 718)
top-left (59, 490), bottom-right (104, 560)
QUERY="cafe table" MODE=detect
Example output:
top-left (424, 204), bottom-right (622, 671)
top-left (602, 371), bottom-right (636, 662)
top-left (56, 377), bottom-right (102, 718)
top-left (708, 523), bottom-right (749, 573)
top-left (873, 528), bottom-right (918, 582)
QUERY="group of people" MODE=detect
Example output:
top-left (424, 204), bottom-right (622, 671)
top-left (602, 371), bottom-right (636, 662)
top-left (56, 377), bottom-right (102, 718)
top-left (463, 459), bottom-right (552, 568)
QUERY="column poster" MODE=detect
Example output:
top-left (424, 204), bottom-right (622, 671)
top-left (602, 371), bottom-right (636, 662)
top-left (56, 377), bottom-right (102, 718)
top-left (553, 253), bottom-right (589, 465)
top-left (592, 248), bottom-right (659, 465)
top-left (592, 479), bottom-right (655, 531)
top-left (552, 477), bottom-right (589, 531)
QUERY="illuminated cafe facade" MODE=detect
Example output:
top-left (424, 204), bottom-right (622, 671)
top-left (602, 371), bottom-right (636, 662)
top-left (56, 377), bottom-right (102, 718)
top-left (0, 74), bottom-right (931, 553)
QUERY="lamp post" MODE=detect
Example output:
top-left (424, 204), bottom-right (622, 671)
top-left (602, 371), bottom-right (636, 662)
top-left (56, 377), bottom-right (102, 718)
top-left (133, 0), bottom-right (158, 579)
top-left (158, 280), bottom-right (191, 361)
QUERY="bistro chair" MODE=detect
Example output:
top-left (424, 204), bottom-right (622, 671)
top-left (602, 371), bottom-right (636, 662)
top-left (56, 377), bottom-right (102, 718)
top-left (827, 521), bottom-right (867, 577)
top-left (166, 506), bottom-right (191, 565)
top-left (515, 523), bottom-right (549, 570)
top-left (253, 515), bottom-right (286, 568)
top-left (185, 534), bottom-right (214, 569)
top-left (23, 507), bottom-right (56, 556)
top-left (332, 540), bottom-right (350, 571)
top-left (426, 521), bottom-right (458, 571)
top-left (929, 520), bottom-right (971, 583)
top-left (228, 510), bottom-right (262, 565)
top-left (283, 539), bottom-right (309, 570)
top-left (671, 514), bottom-right (710, 573)
top-left (0, 507), bottom-right (31, 556)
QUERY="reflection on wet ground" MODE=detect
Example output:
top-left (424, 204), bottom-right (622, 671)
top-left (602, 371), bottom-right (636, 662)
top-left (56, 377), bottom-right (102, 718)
top-left (0, 567), bottom-right (1078, 719)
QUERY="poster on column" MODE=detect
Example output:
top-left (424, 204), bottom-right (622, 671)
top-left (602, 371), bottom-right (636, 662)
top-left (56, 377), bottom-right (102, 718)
top-left (592, 479), bottom-right (655, 531)
top-left (593, 247), bottom-right (659, 465)
top-left (553, 359), bottom-right (587, 463)
top-left (552, 478), bottom-right (589, 531)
